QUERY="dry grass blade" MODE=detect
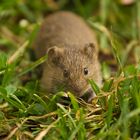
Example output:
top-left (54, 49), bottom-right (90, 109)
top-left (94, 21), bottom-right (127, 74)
top-left (0, 26), bottom-right (23, 46)
top-left (29, 112), bottom-right (56, 120)
top-left (4, 118), bottom-right (28, 140)
top-left (7, 41), bottom-right (29, 64)
top-left (34, 118), bottom-right (60, 140)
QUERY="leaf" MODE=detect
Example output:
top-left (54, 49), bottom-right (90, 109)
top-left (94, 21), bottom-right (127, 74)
top-left (68, 92), bottom-right (79, 111)
top-left (106, 95), bottom-right (114, 128)
top-left (0, 51), bottom-right (7, 70)
top-left (17, 54), bottom-right (48, 77)
top-left (102, 78), bottom-right (114, 92)
top-left (88, 79), bottom-right (100, 94)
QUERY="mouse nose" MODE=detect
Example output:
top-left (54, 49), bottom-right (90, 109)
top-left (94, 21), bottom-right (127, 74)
top-left (71, 85), bottom-right (82, 94)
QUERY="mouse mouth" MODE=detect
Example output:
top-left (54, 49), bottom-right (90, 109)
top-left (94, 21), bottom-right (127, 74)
top-left (81, 88), bottom-right (96, 103)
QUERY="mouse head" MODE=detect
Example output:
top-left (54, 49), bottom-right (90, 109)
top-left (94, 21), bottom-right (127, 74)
top-left (45, 43), bottom-right (100, 102)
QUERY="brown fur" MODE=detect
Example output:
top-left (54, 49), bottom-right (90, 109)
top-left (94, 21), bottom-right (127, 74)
top-left (34, 11), bottom-right (102, 102)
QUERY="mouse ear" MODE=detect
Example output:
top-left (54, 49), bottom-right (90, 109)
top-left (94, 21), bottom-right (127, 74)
top-left (83, 43), bottom-right (97, 59)
top-left (47, 46), bottom-right (64, 66)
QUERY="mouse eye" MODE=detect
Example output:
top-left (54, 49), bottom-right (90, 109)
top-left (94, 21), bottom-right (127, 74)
top-left (63, 69), bottom-right (69, 78)
top-left (84, 68), bottom-right (88, 75)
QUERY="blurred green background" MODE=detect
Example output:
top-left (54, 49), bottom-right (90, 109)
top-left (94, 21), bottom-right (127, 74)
top-left (0, 0), bottom-right (139, 79)
top-left (0, 0), bottom-right (139, 42)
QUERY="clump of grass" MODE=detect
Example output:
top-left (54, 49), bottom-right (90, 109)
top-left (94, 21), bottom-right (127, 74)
top-left (0, 0), bottom-right (140, 139)
top-left (1, 54), bottom-right (140, 139)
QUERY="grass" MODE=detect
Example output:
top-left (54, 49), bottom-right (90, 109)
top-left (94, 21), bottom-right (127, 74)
top-left (0, 0), bottom-right (140, 139)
